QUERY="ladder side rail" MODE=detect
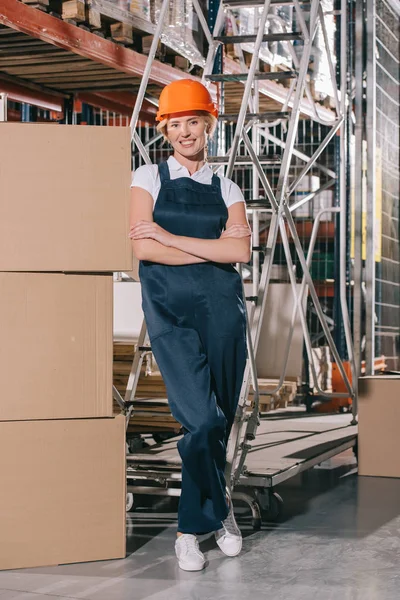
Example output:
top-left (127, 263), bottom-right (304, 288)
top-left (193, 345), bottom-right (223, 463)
top-left (129, 0), bottom-right (170, 144)
top-left (113, 385), bottom-right (125, 411)
top-left (274, 0), bottom-right (320, 203)
top-left (226, 211), bottom-right (282, 485)
top-left (284, 37), bottom-right (321, 123)
top-left (251, 79), bottom-right (261, 298)
top-left (124, 319), bottom-right (149, 404)
top-left (226, 0), bottom-right (274, 178)
top-left (133, 131), bottom-right (152, 166)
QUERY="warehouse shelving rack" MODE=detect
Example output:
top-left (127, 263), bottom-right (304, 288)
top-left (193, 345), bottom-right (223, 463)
top-left (120, 0), bottom-right (358, 524)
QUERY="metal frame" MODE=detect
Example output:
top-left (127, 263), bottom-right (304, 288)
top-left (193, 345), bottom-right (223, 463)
top-left (365, 0), bottom-right (377, 374)
top-left (123, 0), bottom-right (357, 520)
top-left (0, 92), bottom-right (7, 122)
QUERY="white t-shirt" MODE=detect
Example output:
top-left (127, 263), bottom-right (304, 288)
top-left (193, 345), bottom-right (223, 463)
top-left (131, 155), bottom-right (245, 209)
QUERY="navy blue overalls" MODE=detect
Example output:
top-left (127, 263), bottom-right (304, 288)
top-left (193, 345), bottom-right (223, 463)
top-left (139, 161), bottom-right (247, 534)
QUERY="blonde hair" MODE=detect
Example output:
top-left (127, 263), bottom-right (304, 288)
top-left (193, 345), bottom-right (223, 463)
top-left (156, 111), bottom-right (218, 146)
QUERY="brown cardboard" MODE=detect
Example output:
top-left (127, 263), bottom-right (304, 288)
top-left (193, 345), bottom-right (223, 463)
top-left (0, 123), bottom-right (132, 272)
top-left (0, 415), bottom-right (126, 570)
top-left (358, 376), bottom-right (400, 478)
top-left (0, 272), bottom-right (113, 421)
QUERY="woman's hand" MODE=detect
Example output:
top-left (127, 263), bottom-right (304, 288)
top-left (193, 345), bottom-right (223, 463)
top-left (220, 223), bottom-right (252, 239)
top-left (129, 221), bottom-right (175, 247)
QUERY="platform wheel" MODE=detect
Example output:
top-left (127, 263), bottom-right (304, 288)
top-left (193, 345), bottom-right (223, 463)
top-left (268, 492), bottom-right (283, 521)
top-left (353, 439), bottom-right (358, 460)
top-left (305, 396), bottom-right (314, 413)
top-left (126, 492), bottom-right (134, 512)
top-left (152, 431), bottom-right (177, 444)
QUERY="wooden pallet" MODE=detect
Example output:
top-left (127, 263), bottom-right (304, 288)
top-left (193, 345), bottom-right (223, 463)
top-left (249, 378), bottom-right (298, 412)
top-left (113, 342), bottom-right (179, 433)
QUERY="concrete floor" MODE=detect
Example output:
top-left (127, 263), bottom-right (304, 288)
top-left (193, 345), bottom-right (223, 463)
top-left (1, 451), bottom-right (400, 600)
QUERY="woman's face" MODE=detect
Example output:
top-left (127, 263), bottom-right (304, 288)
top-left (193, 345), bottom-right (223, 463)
top-left (166, 113), bottom-right (208, 160)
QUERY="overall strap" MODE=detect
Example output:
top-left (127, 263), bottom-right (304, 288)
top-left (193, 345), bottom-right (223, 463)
top-left (211, 172), bottom-right (221, 190)
top-left (158, 161), bottom-right (171, 184)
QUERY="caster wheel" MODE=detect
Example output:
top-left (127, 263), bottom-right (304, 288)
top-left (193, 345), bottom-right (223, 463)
top-left (126, 493), bottom-right (134, 512)
top-left (152, 431), bottom-right (177, 444)
top-left (305, 398), bottom-right (313, 413)
top-left (268, 492), bottom-right (283, 521)
top-left (261, 492), bottom-right (283, 522)
top-left (252, 517), bottom-right (262, 530)
top-left (353, 440), bottom-right (358, 460)
top-left (127, 436), bottom-right (149, 453)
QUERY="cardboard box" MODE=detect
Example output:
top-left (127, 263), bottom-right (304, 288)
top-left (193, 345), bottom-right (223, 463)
top-left (0, 272), bottom-right (113, 421)
top-left (0, 123), bottom-right (132, 272)
top-left (358, 376), bottom-right (400, 478)
top-left (0, 415), bottom-right (126, 570)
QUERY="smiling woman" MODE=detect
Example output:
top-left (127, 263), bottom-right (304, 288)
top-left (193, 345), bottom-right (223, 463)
top-left (129, 79), bottom-right (251, 572)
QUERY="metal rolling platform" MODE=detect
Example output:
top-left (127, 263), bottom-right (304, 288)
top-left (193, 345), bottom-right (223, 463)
top-left (126, 411), bottom-right (358, 527)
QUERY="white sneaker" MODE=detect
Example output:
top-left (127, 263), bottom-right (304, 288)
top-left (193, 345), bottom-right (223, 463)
top-left (175, 534), bottom-right (206, 571)
top-left (215, 494), bottom-right (242, 557)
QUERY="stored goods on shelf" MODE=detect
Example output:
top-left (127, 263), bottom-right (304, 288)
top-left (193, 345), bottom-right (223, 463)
top-left (62, 0), bottom-right (86, 22)
top-left (152, 0), bottom-right (205, 66)
top-left (110, 21), bottom-right (133, 43)
top-left (130, 0), bottom-right (151, 21)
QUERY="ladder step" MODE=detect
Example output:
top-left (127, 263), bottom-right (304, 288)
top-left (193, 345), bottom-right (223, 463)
top-left (215, 33), bottom-right (302, 44)
top-left (208, 155), bottom-right (281, 165)
top-left (218, 111), bottom-right (289, 122)
top-left (223, 0), bottom-right (310, 7)
top-left (205, 71), bottom-right (297, 82)
top-left (246, 199), bottom-right (273, 209)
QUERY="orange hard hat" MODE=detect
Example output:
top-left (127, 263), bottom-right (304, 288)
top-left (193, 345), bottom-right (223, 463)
top-left (156, 79), bottom-right (218, 121)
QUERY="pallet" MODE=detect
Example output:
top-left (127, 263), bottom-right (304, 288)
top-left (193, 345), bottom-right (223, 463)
top-left (113, 342), bottom-right (177, 433)
top-left (249, 378), bottom-right (299, 412)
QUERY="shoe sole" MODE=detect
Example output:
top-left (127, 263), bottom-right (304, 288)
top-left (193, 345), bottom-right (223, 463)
top-left (178, 560), bottom-right (206, 571)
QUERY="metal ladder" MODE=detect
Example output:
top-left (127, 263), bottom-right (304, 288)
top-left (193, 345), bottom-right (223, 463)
top-left (121, 0), bottom-right (356, 520)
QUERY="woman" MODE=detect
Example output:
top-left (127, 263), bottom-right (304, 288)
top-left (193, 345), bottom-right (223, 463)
top-left (129, 79), bottom-right (251, 571)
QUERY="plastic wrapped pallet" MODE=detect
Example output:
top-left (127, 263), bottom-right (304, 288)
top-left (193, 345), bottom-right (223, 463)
top-left (237, 5), bottom-right (293, 68)
top-left (151, 0), bottom-right (205, 67)
top-left (312, 0), bottom-right (336, 99)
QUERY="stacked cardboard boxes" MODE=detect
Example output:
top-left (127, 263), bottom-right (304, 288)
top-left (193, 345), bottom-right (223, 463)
top-left (358, 376), bottom-right (400, 478)
top-left (0, 123), bottom-right (132, 570)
